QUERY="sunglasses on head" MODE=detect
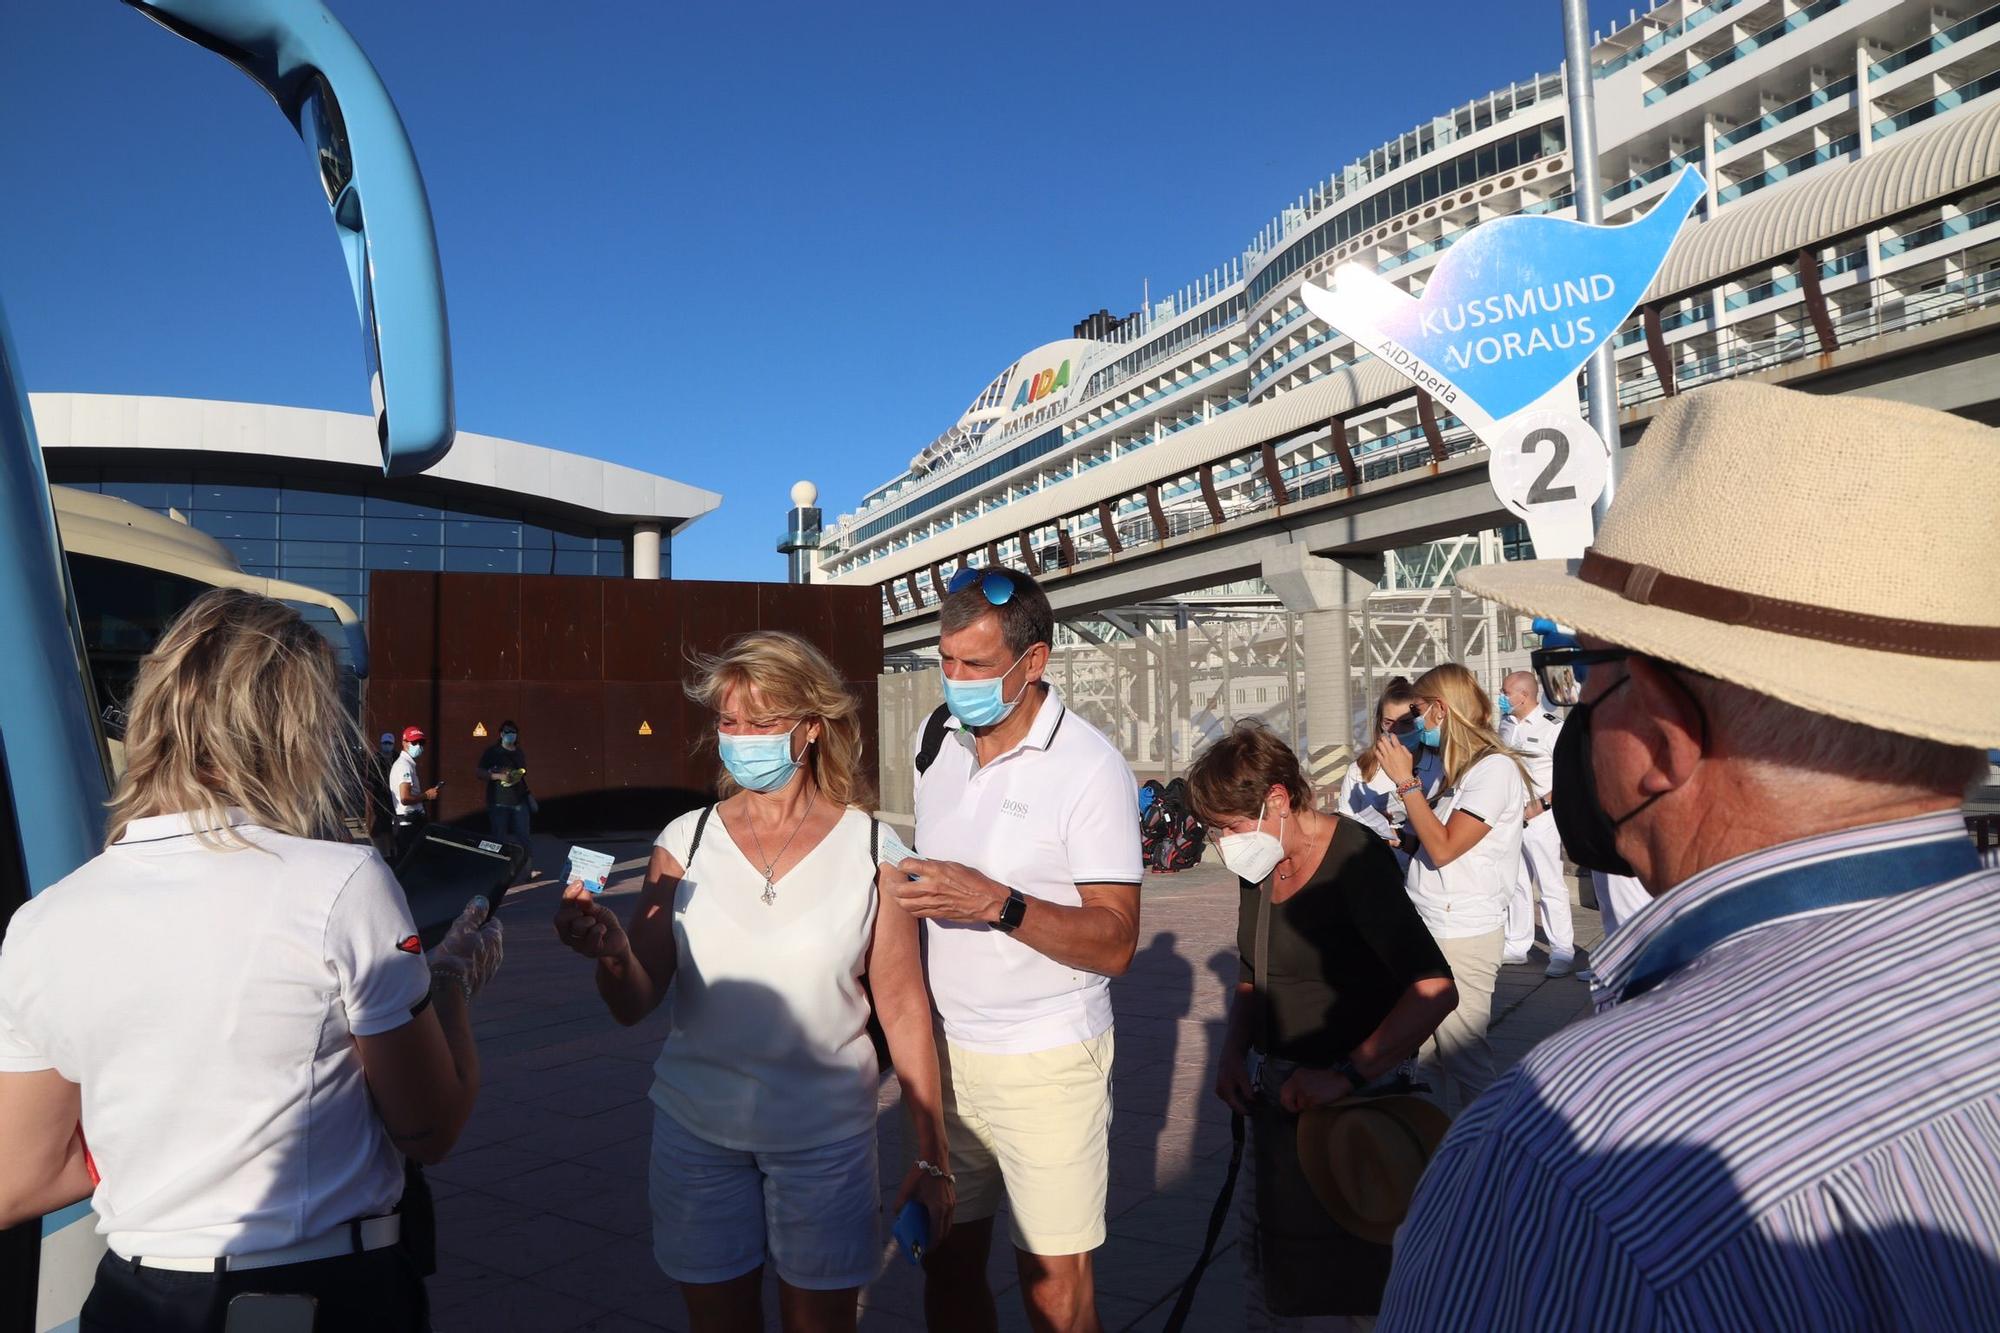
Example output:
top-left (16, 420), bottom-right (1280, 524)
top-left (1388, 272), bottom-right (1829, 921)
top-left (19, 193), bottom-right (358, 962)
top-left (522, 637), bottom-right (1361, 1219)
top-left (946, 567), bottom-right (1019, 606)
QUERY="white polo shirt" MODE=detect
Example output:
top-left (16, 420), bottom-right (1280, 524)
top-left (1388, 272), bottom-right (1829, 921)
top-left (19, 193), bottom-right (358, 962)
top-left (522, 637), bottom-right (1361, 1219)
top-left (1500, 707), bottom-right (1564, 803)
top-left (0, 810), bottom-right (429, 1259)
top-left (1404, 752), bottom-right (1527, 940)
top-left (389, 750), bottom-right (422, 818)
top-left (915, 686), bottom-right (1143, 1055)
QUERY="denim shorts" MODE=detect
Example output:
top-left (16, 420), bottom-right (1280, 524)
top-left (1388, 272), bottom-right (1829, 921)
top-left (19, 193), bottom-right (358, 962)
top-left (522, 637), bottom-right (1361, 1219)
top-left (648, 1105), bottom-right (881, 1290)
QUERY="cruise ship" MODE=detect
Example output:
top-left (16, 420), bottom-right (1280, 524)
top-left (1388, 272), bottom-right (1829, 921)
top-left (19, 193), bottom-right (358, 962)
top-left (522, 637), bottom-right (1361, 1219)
top-left (815, 0), bottom-right (2000, 791)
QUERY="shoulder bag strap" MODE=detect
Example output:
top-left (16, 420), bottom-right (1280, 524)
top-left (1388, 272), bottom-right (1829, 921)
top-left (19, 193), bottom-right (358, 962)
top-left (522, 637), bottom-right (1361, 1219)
top-left (914, 704), bottom-right (953, 780)
top-left (1253, 873), bottom-right (1273, 1054)
top-left (686, 804), bottom-right (714, 866)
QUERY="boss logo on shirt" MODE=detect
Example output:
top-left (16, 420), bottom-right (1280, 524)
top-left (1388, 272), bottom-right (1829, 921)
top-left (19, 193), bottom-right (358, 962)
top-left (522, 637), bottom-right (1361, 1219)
top-left (999, 799), bottom-right (1031, 819)
top-left (395, 935), bottom-right (422, 955)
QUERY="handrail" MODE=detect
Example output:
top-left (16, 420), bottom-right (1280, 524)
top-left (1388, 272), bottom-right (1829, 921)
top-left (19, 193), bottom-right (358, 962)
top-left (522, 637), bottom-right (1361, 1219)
top-left (1646, 0), bottom-right (1850, 106)
top-left (1596, 0), bottom-right (1754, 78)
top-left (1869, 2), bottom-right (2000, 79)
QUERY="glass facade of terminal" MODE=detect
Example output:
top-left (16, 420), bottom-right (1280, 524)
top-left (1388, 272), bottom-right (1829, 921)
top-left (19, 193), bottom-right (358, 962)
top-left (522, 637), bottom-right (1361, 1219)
top-left (48, 465), bottom-right (643, 645)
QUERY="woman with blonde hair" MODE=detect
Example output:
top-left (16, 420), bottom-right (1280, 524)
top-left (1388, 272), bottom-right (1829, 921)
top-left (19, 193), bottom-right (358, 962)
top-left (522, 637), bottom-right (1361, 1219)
top-left (554, 630), bottom-right (951, 1333)
top-left (1370, 662), bottom-right (1531, 1114)
top-left (0, 589), bottom-right (501, 1332)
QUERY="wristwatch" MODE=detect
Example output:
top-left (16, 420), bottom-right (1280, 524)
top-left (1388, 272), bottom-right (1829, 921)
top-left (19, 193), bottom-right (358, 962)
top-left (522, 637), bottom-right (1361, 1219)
top-left (1331, 1057), bottom-right (1366, 1091)
top-left (993, 888), bottom-right (1028, 934)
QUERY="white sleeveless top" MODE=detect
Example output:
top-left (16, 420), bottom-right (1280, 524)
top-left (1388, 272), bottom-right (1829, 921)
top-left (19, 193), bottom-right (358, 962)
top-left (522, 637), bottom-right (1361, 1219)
top-left (649, 805), bottom-right (880, 1152)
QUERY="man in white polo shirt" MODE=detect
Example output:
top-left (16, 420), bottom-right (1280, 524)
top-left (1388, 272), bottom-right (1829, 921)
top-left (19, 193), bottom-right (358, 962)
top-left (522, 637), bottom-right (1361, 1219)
top-left (893, 564), bottom-right (1142, 1333)
top-left (1498, 670), bottom-right (1575, 977)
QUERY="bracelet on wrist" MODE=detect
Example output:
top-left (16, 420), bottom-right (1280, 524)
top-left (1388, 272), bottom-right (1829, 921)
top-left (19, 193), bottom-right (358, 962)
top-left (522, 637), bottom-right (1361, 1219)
top-left (429, 968), bottom-right (473, 1001)
top-left (1395, 780), bottom-right (1421, 796)
top-left (914, 1157), bottom-right (954, 1183)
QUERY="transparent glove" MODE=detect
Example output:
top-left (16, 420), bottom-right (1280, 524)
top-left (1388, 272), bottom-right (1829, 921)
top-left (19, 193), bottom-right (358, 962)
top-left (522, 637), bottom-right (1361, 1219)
top-left (430, 896), bottom-right (504, 999)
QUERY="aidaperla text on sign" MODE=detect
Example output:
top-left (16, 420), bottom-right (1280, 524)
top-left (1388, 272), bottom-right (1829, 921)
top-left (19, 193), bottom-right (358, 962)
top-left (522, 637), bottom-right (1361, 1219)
top-left (1302, 167), bottom-right (1704, 558)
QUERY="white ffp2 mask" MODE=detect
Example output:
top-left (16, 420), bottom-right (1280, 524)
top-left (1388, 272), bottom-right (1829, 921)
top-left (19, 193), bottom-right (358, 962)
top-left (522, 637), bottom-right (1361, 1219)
top-left (1216, 801), bottom-right (1286, 884)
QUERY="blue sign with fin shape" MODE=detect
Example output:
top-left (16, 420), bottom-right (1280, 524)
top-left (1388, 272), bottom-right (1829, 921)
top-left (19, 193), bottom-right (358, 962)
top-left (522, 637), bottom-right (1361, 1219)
top-left (1303, 168), bottom-right (1703, 428)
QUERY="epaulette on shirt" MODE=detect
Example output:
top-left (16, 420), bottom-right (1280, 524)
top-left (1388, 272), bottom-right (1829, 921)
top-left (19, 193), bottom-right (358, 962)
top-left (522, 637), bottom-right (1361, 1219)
top-left (1542, 711), bottom-right (1560, 724)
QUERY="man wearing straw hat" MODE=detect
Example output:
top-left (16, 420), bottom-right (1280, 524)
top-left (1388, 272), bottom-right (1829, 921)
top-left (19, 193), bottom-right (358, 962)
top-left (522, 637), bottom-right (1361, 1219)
top-left (1378, 383), bottom-right (2000, 1328)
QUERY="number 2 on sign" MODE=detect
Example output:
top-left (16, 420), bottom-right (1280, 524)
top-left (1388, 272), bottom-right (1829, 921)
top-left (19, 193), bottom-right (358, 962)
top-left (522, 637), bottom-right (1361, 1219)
top-left (1522, 427), bottom-right (1578, 504)
top-left (1484, 405), bottom-right (1609, 560)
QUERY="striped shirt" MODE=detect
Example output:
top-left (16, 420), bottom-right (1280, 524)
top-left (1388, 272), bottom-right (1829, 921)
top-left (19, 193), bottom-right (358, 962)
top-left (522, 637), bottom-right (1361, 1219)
top-left (1379, 811), bottom-right (2000, 1331)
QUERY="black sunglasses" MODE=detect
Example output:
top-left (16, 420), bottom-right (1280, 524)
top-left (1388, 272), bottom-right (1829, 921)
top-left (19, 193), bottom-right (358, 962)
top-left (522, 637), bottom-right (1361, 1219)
top-left (946, 567), bottom-right (1018, 606)
top-left (1529, 646), bottom-right (1635, 707)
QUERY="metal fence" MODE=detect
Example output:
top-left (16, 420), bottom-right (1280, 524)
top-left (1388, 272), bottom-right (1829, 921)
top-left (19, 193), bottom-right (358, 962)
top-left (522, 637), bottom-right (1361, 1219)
top-left (876, 589), bottom-right (1534, 817)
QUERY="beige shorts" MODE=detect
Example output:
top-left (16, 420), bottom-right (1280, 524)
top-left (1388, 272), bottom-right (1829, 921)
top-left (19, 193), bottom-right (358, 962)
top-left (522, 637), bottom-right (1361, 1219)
top-left (933, 1028), bottom-right (1114, 1255)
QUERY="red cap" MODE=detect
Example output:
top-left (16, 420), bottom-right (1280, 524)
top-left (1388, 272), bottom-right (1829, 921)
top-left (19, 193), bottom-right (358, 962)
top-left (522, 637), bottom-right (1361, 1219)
top-left (401, 726), bottom-right (427, 743)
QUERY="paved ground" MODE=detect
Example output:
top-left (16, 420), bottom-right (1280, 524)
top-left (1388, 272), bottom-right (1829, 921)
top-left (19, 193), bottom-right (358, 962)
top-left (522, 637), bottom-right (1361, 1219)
top-left (427, 834), bottom-right (1601, 1331)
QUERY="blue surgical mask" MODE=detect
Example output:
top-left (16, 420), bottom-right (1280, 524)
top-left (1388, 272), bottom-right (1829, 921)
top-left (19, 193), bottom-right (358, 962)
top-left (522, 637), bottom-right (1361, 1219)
top-left (501, 731), bottom-right (518, 746)
top-left (941, 650), bottom-right (1030, 729)
top-left (1496, 693), bottom-right (1513, 718)
top-left (1398, 727), bottom-right (1425, 756)
top-left (719, 725), bottom-right (802, 793)
top-left (1420, 709), bottom-right (1442, 749)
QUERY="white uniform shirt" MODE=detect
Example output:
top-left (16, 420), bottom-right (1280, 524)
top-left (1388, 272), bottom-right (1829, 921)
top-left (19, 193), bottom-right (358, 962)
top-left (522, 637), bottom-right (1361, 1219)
top-left (1337, 747), bottom-right (1445, 843)
top-left (1500, 707), bottom-right (1564, 804)
top-left (1405, 752), bottom-right (1528, 939)
top-left (650, 807), bottom-right (880, 1152)
top-left (0, 810), bottom-right (428, 1259)
top-left (389, 751), bottom-right (422, 817)
top-left (915, 687), bottom-right (1143, 1055)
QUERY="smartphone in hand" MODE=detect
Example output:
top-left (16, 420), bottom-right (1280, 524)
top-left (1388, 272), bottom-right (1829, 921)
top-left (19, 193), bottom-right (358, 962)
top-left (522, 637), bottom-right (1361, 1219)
top-left (892, 1199), bottom-right (929, 1265)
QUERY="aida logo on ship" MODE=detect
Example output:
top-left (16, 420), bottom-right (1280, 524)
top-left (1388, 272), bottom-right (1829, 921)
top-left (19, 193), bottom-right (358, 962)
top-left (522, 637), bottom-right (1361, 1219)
top-left (1010, 360), bottom-right (1072, 409)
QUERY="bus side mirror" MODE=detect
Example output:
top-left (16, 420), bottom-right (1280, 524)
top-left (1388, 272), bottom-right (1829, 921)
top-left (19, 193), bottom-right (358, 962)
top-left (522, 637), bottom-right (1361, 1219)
top-left (126, 0), bottom-right (455, 476)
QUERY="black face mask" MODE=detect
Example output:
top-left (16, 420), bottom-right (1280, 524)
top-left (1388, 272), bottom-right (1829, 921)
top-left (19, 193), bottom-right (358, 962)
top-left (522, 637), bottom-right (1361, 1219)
top-left (1552, 673), bottom-right (1678, 878)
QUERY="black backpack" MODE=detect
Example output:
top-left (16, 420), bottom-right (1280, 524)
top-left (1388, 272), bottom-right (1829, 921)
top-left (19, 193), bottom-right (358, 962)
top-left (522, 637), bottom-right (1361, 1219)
top-left (1150, 778), bottom-right (1208, 873)
top-left (1139, 778), bottom-right (1176, 861)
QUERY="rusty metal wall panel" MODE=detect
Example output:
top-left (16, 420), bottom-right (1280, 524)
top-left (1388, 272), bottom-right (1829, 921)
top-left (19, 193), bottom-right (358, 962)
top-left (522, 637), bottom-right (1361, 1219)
top-left (600, 681), bottom-right (710, 831)
top-left (520, 576), bottom-right (603, 682)
top-left (756, 584), bottom-right (883, 689)
top-left (679, 586), bottom-right (741, 667)
top-left (366, 574), bottom-right (438, 682)
top-left (438, 574), bottom-right (521, 681)
top-left (365, 573), bottom-right (878, 833)
top-left (757, 582), bottom-right (839, 650)
top-left (601, 580), bottom-right (681, 681)
top-left (518, 681), bottom-right (603, 807)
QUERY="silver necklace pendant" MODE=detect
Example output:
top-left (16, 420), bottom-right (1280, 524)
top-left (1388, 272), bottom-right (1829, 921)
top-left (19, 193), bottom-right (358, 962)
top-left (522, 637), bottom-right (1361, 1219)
top-left (760, 877), bottom-right (777, 906)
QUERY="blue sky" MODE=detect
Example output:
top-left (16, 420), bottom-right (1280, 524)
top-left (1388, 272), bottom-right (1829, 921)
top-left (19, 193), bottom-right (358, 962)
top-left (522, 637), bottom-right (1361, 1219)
top-left (0, 2), bottom-right (1629, 581)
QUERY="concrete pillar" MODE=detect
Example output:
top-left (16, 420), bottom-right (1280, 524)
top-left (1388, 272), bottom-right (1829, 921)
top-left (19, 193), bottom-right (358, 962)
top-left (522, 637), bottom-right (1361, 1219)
top-left (1856, 41), bottom-right (1883, 285)
top-left (1258, 539), bottom-right (1383, 796)
top-left (632, 522), bottom-right (662, 580)
top-left (1701, 113), bottom-right (1717, 216)
top-left (1854, 41), bottom-right (1874, 159)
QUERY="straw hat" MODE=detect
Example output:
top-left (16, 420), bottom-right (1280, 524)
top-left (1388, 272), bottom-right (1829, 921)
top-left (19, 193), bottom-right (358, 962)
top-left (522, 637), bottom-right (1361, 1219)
top-left (1458, 382), bottom-right (2000, 747)
top-left (1296, 1094), bottom-right (1453, 1244)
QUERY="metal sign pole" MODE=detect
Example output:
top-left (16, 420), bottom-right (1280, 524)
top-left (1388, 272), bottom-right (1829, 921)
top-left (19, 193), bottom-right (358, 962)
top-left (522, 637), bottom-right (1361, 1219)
top-left (1563, 0), bottom-right (1623, 532)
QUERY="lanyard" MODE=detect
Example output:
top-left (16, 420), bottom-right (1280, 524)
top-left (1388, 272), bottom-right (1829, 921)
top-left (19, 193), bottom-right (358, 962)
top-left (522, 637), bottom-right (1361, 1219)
top-left (1619, 836), bottom-right (1980, 1003)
